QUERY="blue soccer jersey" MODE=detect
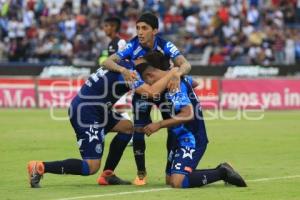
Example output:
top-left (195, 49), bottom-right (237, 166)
top-left (122, 35), bottom-right (182, 128)
top-left (117, 35), bottom-right (181, 63)
top-left (163, 77), bottom-right (209, 175)
top-left (165, 77), bottom-right (208, 148)
top-left (69, 61), bottom-right (144, 159)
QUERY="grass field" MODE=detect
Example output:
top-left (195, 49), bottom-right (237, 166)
top-left (0, 109), bottom-right (300, 200)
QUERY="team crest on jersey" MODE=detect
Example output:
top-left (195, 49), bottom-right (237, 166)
top-left (95, 143), bottom-right (102, 154)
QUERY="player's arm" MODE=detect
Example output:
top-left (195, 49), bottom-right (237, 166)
top-left (134, 68), bottom-right (179, 98)
top-left (102, 53), bottom-right (136, 85)
top-left (143, 104), bottom-right (194, 136)
top-left (173, 55), bottom-right (191, 76)
top-left (167, 49), bottom-right (191, 92)
top-left (102, 53), bottom-right (126, 73)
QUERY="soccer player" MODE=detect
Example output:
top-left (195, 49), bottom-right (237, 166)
top-left (137, 63), bottom-right (247, 188)
top-left (103, 16), bottom-right (127, 56)
top-left (27, 62), bottom-right (180, 188)
top-left (102, 12), bottom-right (192, 185)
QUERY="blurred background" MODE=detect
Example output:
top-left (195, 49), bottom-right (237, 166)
top-left (0, 0), bottom-right (299, 110)
top-left (1, 0), bottom-right (300, 66)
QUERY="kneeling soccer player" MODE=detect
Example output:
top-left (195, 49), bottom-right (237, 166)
top-left (138, 63), bottom-right (247, 188)
top-left (27, 61), bottom-right (180, 188)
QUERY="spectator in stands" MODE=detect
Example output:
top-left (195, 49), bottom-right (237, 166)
top-left (273, 31), bottom-right (286, 64)
top-left (0, 0), bottom-right (299, 66)
top-left (209, 47), bottom-right (225, 66)
top-left (60, 37), bottom-right (73, 64)
top-left (285, 30), bottom-right (296, 65)
top-left (247, 5), bottom-right (260, 26)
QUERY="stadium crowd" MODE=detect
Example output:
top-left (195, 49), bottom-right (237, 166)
top-left (0, 0), bottom-right (300, 66)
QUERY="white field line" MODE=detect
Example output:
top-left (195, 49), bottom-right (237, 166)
top-left (247, 175), bottom-right (300, 182)
top-left (55, 188), bottom-right (171, 200)
top-left (54, 175), bottom-right (300, 200)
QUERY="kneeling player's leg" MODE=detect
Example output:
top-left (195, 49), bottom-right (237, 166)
top-left (28, 159), bottom-right (98, 188)
top-left (168, 146), bottom-right (247, 188)
top-left (179, 168), bottom-right (224, 188)
top-left (103, 119), bottom-right (133, 172)
top-left (28, 113), bottom-right (105, 188)
top-left (169, 145), bottom-right (223, 188)
top-left (98, 112), bottom-right (132, 185)
top-left (40, 118), bottom-right (105, 176)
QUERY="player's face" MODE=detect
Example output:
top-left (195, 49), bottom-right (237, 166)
top-left (142, 69), bottom-right (163, 85)
top-left (103, 23), bottom-right (113, 37)
top-left (136, 22), bottom-right (157, 46)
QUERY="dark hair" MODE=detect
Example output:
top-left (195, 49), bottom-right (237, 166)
top-left (104, 16), bottom-right (121, 32)
top-left (143, 51), bottom-right (170, 71)
top-left (135, 51), bottom-right (170, 76)
top-left (135, 62), bottom-right (152, 76)
top-left (136, 12), bottom-right (159, 29)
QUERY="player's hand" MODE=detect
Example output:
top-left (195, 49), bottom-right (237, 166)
top-left (121, 68), bottom-right (137, 87)
top-left (144, 122), bottom-right (161, 136)
top-left (167, 68), bottom-right (181, 92)
top-left (134, 58), bottom-right (146, 65)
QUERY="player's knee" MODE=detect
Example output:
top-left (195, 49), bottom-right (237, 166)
top-left (170, 180), bottom-right (182, 188)
top-left (86, 160), bottom-right (101, 175)
top-left (170, 175), bottom-right (184, 188)
top-left (122, 120), bottom-right (134, 134)
top-left (89, 167), bottom-right (99, 175)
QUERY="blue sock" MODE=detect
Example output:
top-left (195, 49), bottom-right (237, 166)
top-left (103, 132), bottom-right (132, 171)
top-left (81, 160), bottom-right (90, 176)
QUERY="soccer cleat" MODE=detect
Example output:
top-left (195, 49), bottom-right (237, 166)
top-left (133, 171), bottom-right (147, 186)
top-left (97, 170), bottom-right (131, 185)
top-left (27, 161), bottom-right (45, 188)
top-left (218, 162), bottom-right (247, 187)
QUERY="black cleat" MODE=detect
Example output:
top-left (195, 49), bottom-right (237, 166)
top-left (106, 174), bottom-right (132, 185)
top-left (98, 170), bottom-right (131, 185)
top-left (218, 162), bottom-right (247, 187)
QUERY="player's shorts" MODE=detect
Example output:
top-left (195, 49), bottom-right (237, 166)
top-left (165, 144), bottom-right (207, 176)
top-left (69, 97), bottom-right (124, 160)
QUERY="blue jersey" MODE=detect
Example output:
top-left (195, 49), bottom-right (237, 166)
top-left (163, 77), bottom-right (208, 148)
top-left (117, 35), bottom-right (181, 62)
top-left (74, 61), bottom-right (143, 107)
top-left (69, 61), bottom-right (144, 160)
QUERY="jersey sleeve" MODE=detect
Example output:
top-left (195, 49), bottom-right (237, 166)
top-left (163, 41), bottom-right (181, 59)
top-left (167, 85), bottom-right (191, 112)
top-left (117, 39), bottom-right (127, 51)
top-left (130, 71), bottom-right (145, 90)
top-left (116, 41), bottom-right (133, 59)
top-left (185, 75), bottom-right (194, 86)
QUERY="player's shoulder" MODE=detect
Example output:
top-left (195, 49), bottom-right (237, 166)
top-left (156, 35), bottom-right (176, 48)
top-left (156, 35), bottom-right (180, 58)
top-left (155, 35), bottom-right (168, 47)
top-left (127, 36), bottom-right (139, 46)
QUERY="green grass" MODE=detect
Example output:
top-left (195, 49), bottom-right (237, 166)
top-left (0, 109), bottom-right (300, 200)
